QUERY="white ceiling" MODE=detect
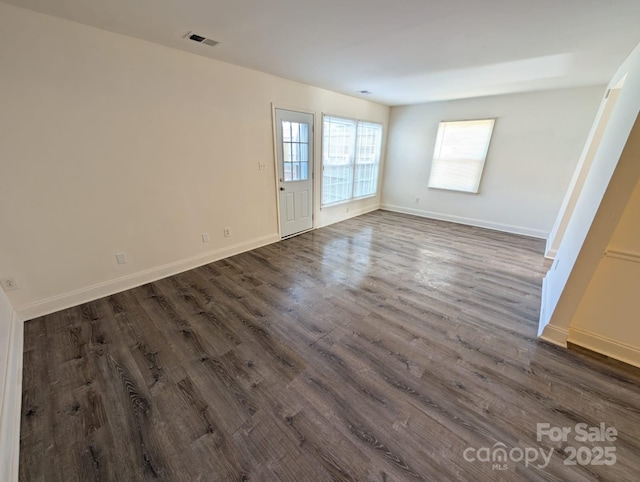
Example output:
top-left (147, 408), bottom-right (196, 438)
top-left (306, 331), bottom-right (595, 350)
top-left (4, 0), bottom-right (640, 105)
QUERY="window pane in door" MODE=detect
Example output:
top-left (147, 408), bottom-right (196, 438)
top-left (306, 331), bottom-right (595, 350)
top-left (282, 122), bottom-right (292, 142)
top-left (282, 121), bottom-right (310, 182)
top-left (299, 123), bottom-right (308, 143)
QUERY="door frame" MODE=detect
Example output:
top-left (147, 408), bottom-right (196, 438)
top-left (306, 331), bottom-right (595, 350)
top-left (271, 104), bottom-right (317, 238)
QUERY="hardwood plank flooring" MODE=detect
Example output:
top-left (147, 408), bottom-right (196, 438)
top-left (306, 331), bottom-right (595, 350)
top-left (19, 210), bottom-right (640, 481)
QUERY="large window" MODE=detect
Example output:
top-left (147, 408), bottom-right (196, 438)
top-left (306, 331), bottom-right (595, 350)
top-left (428, 119), bottom-right (495, 193)
top-left (322, 116), bottom-right (383, 206)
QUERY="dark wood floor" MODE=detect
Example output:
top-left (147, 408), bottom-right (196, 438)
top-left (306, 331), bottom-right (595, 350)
top-left (20, 211), bottom-right (640, 481)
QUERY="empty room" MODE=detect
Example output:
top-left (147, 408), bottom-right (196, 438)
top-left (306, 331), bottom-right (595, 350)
top-left (2, 0), bottom-right (640, 480)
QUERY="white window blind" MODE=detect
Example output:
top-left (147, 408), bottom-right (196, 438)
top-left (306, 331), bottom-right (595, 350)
top-left (322, 116), bottom-right (382, 206)
top-left (428, 119), bottom-right (495, 193)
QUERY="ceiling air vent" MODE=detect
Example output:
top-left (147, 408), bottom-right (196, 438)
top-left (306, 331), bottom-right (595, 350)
top-left (183, 32), bottom-right (219, 47)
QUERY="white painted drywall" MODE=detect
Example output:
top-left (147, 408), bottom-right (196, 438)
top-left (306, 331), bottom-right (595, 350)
top-left (0, 3), bottom-right (389, 319)
top-left (568, 257), bottom-right (640, 366)
top-left (545, 87), bottom-right (622, 258)
top-left (0, 289), bottom-right (22, 482)
top-left (540, 41), bottom-right (640, 343)
top-left (608, 179), bottom-right (640, 253)
top-left (565, 179), bottom-right (640, 366)
top-left (381, 87), bottom-right (603, 238)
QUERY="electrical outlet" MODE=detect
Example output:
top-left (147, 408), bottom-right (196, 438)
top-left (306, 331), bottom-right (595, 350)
top-left (258, 162), bottom-right (267, 170)
top-left (202, 233), bottom-right (210, 243)
top-left (223, 227), bottom-right (231, 237)
top-left (415, 197), bottom-right (420, 203)
top-left (116, 252), bottom-right (128, 265)
top-left (1, 277), bottom-right (19, 291)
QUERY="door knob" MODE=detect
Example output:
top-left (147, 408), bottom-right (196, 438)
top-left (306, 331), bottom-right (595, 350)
top-left (280, 187), bottom-right (285, 191)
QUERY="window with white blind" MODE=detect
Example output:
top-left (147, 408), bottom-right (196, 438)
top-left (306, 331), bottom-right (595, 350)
top-left (428, 119), bottom-right (495, 193)
top-left (322, 116), bottom-right (382, 206)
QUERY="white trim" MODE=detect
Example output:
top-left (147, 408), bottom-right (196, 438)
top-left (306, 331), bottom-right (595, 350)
top-left (271, 103), bottom-right (284, 238)
top-left (0, 310), bottom-right (23, 482)
top-left (281, 227), bottom-right (314, 240)
top-left (604, 249), bottom-right (640, 264)
top-left (17, 233), bottom-right (280, 321)
top-left (272, 105), bottom-right (318, 238)
top-left (537, 264), bottom-right (566, 347)
top-left (537, 274), bottom-right (551, 336)
top-left (379, 204), bottom-right (548, 239)
top-left (539, 323), bottom-right (569, 347)
top-left (568, 327), bottom-right (640, 369)
top-left (544, 235), bottom-right (557, 259)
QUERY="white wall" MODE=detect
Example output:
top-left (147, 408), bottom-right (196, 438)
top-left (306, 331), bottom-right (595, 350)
top-left (545, 87), bottom-right (623, 258)
top-left (381, 87), bottom-right (603, 238)
top-left (566, 179), bottom-right (640, 367)
top-left (0, 3), bottom-right (389, 319)
top-left (539, 41), bottom-right (640, 346)
top-left (0, 290), bottom-right (22, 482)
top-left (608, 179), bottom-right (640, 252)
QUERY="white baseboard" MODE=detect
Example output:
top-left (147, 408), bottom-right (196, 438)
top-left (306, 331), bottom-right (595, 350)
top-left (379, 204), bottom-right (548, 239)
top-left (604, 248), bottom-right (640, 264)
top-left (568, 327), bottom-right (640, 369)
top-left (539, 324), bottom-right (569, 347)
top-left (0, 310), bottom-right (23, 482)
top-left (544, 235), bottom-right (557, 259)
top-left (17, 234), bottom-right (280, 321)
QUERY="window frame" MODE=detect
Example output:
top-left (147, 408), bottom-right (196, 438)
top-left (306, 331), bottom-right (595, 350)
top-left (321, 114), bottom-right (383, 207)
top-left (427, 118), bottom-right (496, 194)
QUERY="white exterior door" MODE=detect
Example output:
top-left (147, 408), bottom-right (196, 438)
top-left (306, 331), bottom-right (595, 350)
top-left (275, 109), bottom-right (314, 238)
